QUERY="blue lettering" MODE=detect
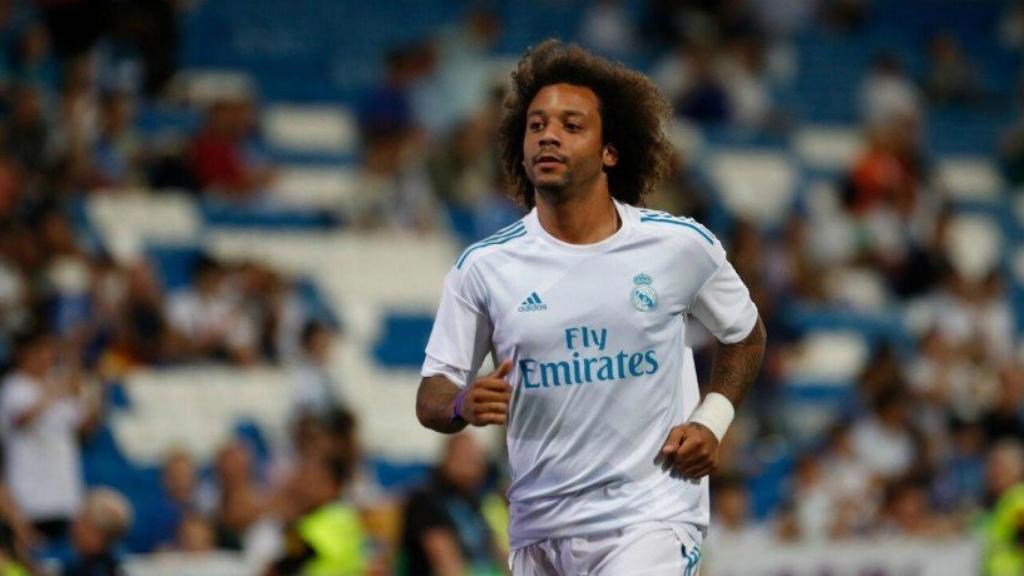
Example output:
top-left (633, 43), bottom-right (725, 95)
top-left (596, 357), bottom-right (615, 381)
top-left (565, 328), bottom-right (579, 350)
top-left (540, 361), bottom-right (571, 387)
top-left (520, 359), bottom-right (539, 388)
top-left (615, 351), bottom-right (629, 379)
top-left (628, 352), bottom-right (645, 376)
top-left (645, 350), bottom-right (659, 374)
top-left (584, 357), bottom-right (598, 382)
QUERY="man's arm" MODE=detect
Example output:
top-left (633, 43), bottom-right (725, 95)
top-left (661, 316), bottom-right (766, 478)
top-left (417, 361), bottom-right (512, 434)
top-left (707, 315), bottom-right (766, 406)
top-left (416, 375), bottom-right (469, 434)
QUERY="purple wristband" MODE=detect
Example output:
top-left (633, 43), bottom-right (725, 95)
top-left (451, 388), bottom-right (469, 423)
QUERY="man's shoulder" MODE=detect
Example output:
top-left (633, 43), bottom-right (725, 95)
top-left (452, 219), bottom-right (531, 274)
top-left (634, 208), bottom-right (717, 248)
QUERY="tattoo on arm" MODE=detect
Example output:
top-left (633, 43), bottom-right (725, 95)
top-left (708, 316), bottom-right (766, 407)
top-left (416, 375), bottom-right (469, 434)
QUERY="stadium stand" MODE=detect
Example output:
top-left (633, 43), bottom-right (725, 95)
top-left (0, 0), bottom-right (1020, 574)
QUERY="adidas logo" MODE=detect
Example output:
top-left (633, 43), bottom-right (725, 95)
top-left (518, 292), bottom-right (548, 312)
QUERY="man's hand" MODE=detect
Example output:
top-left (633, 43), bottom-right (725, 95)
top-left (660, 423), bottom-right (720, 479)
top-left (461, 360), bottom-right (513, 426)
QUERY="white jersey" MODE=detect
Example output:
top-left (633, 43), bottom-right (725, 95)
top-left (421, 200), bottom-right (758, 549)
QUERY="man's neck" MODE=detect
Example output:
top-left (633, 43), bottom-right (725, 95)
top-left (535, 183), bottom-right (620, 245)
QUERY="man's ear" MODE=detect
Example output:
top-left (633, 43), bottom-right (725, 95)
top-left (603, 144), bottom-right (619, 168)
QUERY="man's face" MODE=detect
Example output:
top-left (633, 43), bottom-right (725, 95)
top-left (523, 83), bottom-right (616, 198)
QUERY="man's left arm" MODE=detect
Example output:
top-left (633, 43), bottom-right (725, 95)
top-left (662, 251), bottom-right (767, 479)
top-left (661, 317), bottom-right (766, 479)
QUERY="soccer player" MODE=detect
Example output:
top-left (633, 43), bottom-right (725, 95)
top-left (416, 40), bottom-right (766, 575)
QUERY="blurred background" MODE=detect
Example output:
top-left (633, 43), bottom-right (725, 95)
top-left (0, 0), bottom-right (1021, 574)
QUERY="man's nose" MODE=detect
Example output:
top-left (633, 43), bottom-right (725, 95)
top-left (539, 126), bottom-right (561, 147)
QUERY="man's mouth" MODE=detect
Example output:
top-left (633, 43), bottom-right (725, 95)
top-left (533, 152), bottom-right (566, 167)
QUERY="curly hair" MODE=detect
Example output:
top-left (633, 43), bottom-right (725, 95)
top-left (498, 39), bottom-right (674, 209)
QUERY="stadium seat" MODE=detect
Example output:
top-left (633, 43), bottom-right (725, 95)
top-left (170, 69), bottom-right (256, 106)
top-left (783, 330), bottom-right (870, 383)
top-left (262, 105), bottom-right (357, 154)
top-left (944, 213), bottom-right (1003, 281)
top-left (270, 166), bottom-right (359, 210)
top-left (793, 125), bottom-right (864, 173)
top-left (707, 151), bottom-right (797, 227)
top-left (822, 266), bottom-right (890, 312)
top-left (86, 193), bottom-right (202, 263)
top-left (935, 156), bottom-right (1004, 202)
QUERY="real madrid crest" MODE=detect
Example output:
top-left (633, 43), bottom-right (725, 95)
top-left (631, 273), bottom-right (657, 312)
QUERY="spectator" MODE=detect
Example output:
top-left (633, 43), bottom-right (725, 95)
top-left (291, 321), bottom-right (343, 419)
top-left (202, 440), bottom-right (266, 551)
top-left (706, 475), bottom-right (771, 549)
top-left (358, 42), bottom-right (429, 141)
top-left (820, 423), bottom-right (879, 537)
top-left (190, 96), bottom-right (275, 198)
top-left (981, 365), bottom-right (1024, 443)
top-left (165, 255), bottom-right (258, 365)
top-left (0, 484), bottom-right (35, 575)
top-left (846, 114), bottom-right (922, 220)
top-left (791, 455), bottom-right (834, 541)
top-left (7, 83), bottom-right (51, 177)
top-left (400, 433), bottom-right (504, 575)
top-left (266, 455), bottom-right (366, 576)
top-left (859, 53), bottom-right (922, 131)
top-left (878, 477), bottom-right (956, 538)
top-left (0, 325), bottom-right (100, 542)
top-left (150, 448), bottom-right (200, 549)
top-left (850, 387), bottom-right (918, 480)
top-left (91, 90), bottom-right (143, 188)
top-left (658, 38), bottom-right (732, 125)
top-left (580, 0), bottom-right (638, 56)
top-left (982, 440), bottom-right (1024, 575)
top-left (11, 23), bottom-right (58, 90)
top-left (173, 514), bottom-right (216, 554)
top-left (932, 418), bottom-right (987, 514)
top-left (925, 33), bottom-right (979, 106)
top-left (64, 488), bottom-right (133, 576)
top-left (718, 34), bottom-right (779, 131)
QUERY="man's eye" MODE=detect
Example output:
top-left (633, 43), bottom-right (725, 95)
top-left (566, 124), bottom-right (581, 132)
top-left (529, 122), bottom-right (544, 131)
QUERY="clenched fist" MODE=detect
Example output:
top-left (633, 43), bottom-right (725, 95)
top-left (660, 423), bottom-right (720, 479)
top-left (459, 360), bottom-right (513, 426)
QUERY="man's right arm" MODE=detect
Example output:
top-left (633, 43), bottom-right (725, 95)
top-left (416, 375), bottom-right (469, 434)
top-left (417, 361), bottom-right (512, 433)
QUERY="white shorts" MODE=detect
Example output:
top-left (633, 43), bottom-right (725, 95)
top-left (509, 522), bottom-right (703, 576)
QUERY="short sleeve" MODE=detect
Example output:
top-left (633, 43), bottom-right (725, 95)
top-left (691, 258), bottom-right (759, 344)
top-left (421, 267), bottom-right (493, 388)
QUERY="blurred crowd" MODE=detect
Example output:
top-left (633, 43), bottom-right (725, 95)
top-left (0, 0), bottom-right (1020, 574)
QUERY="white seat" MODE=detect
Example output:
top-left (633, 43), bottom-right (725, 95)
top-left (171, 69), bottom-right (256, 106)
top-left (793, 125), bottom-right (864, 172)
top-left (87, 192), bottom-right (201, 263)
top-left (823, 266), bottom-right (890, 312)
top-left (708, 151), bottom-right (796, 226)
top-left (944, 214), bottom-right (1002, 281)
top-left (784, 331), bottom-right (870, 383)
top-left (270, 166), bottom-right (359, 209)
top-left (262, 105), bottom-right (357, 153)
top-left (111, 367), bottom-right (291, 464)
top-left (936, 156), bottom-right (1003, 201)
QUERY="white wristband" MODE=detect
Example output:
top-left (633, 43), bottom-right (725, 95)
top-left (688, 392), bottom-right (735, 442)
